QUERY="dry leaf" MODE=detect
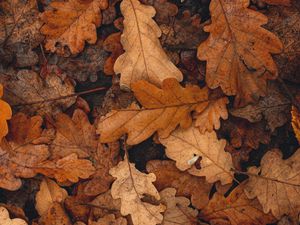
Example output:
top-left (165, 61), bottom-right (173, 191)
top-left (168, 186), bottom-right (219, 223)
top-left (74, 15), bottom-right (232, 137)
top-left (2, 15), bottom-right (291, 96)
top-left (263, 0), bottom-right (291, 5)
top-left (160, 188), bottom-right (198, 225)
top-left (0, 207), bottom-right (27, 225)
top-left (98, 78), bottom-right (228, 145)
top-left (244, 149), bottom-right (300, 220)
top-left (197, 0), bottom-right (283, 107)
top-left (200, 183), bottom-right (275, 225)
top-left (160, 126), bottom-right (234, 185)
top-left (0, 84), bottom-right (12, 142)
top-left (109, 158), bottom-right (165, 225)
top-left (230, 82), bottom-right (290, 132)
top-left (35, 178), bottom-right (68, 216)
top-left (114, 0), bottom-right (183, 89)
top-left (291, 106), bottom-right (300, 143)
top-left (0, 69), bottom-right (75, 116)
top-left (38, 202), bottom-right (72, 225)
top-left (90, 214), bottom-right (127, 225)
top-left (41, 0), bottom-right (108, 55)
top-left (146, 160), bottom-right (212, 210)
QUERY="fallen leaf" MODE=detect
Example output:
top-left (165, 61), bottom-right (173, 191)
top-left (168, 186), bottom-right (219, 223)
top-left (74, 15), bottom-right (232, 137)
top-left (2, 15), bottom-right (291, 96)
top-left (200, 182), bottom-right (275, 225)
top-left (0, 69), bottom-right (75, 116)
top-left (0, 0), bottom-right (43, 66)
top-left (146, 160), bottom-right (212, 210)
top-left (64, 194), bottom-right (92, 222)
top-left (114, 0), bottom-right (183, 89)
top-left (0, 84), bottom-right (12, 142)
top-left (244, 149), bottom-right (300, 220)
top-left (109, 158), bottom-right (165, 225)
top-left (263, 0), bottom-right (290, 5)
top-left (160, 188), bottom-right (198, 225)
top-left (0, 207), bottom-right (27, 225)
top-left (197, 0), bottom-right (283, 107)
top-left (38, 202), bottom-right (72, 225)
top-left (160, 126), bottom-right (234, 185)
top-left (230, 82), bottom-right (290, 131)
top-left (35, 178), bottom-right (68, 216)
top-left (98, 78), bottom-right (228, 145)
top-left (291, 106), bottom-right (300, 143)
top-left (90, 214), bottom-right (127, 225)
top-left (41, 0), bottom-right (108, 55)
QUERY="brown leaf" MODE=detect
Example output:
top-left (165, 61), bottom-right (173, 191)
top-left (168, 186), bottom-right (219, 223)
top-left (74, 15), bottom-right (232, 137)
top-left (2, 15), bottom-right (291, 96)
top-left (245, 149), bottom-right (300, 220)
top-left (0, 207), bottom-right (27, 225)
top-left (35, 178), bottom-right (68, 216)
top-left (90, 214), bottom-right (127, 225)
top-left (160, 188), bottom-right (198, 225)
top-left (98, 78), bottom-right (228, 145)
top-left (41, 0), bottom-right (108, 55)
top-left (160, 126), bottom-right (234, 185)
top-left (146, 160), bottom-right (212, 210)
top-left (0, 84), bottom-right (12, 142)
top-left (109, 158), bottom-right (166, 225)
top-left (114, 0), bottom-right (183, 89)
top-left (197, 0), bottom-right (283, 107)
top-left (38, 202), bottom-right (71, 225)
top-left (292, 106), bottom-right (300, 144)
top-left (200, 183), bottom-right (275, 225)
top-left (0, 69), bottom-right (75, 116)
top-left (263, 0), bottom-right (291, 5)
top-left (230, 82), bottom-right (290, 131)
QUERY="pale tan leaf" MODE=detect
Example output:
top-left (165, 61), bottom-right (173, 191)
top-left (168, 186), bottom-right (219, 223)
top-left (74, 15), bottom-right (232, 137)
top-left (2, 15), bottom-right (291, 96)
top-left (160, 188), bottom-right (198, 225)
top-left (200, 183), bottom-right (275, 225)
top-left (244, 149), bottom-right (300, 220)
top-left (0, 207), bottom-right (27, 225)
top-left (41, 0), bottom-right (108, 55)
top-left (197, 0), bottom-right (283, 107)
top-left (90, 214), bottom-right (127, 225)
top-left (114, 0), bottom-right (183, 89)
top-left (38, 202), bottom-right (71, 225)
top-left (109, 158), bottom-right (165, 225)
top-left (98, 78), bottom-right (228, 145)
top-left (160, 126), bottom-right (234, 185)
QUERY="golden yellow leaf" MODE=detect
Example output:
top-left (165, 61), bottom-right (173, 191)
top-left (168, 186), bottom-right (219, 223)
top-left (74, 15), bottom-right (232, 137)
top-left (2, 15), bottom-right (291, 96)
top-left (245, 149), bottom-right (300, 220)
top-left (41, 0), bottom-right (108, 55)
top-left (114, 0), bottom-right (183, 89)
top-left (98, 78), bottom-right (228, 145)
top-left (109, 158), bottom-right (165, 225)
top-left (0, 207), bottom-right (27, 225)
top-left (160, 126), bottom-right (234, 185)
top-left (0, 84), bottom-right (12, 142)
top-left (197, 0), bottom-right (283, 107)
top-left (291, 106), bottom-right (300, 144)
top-left (200, 183), bottom-right (275, 225)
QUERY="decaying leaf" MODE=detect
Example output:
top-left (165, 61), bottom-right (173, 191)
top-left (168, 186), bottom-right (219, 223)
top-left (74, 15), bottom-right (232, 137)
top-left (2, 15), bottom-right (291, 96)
top-left (98, 78), bottom-right (228, 145)
top-left (160, 126), bottom-right (234, 185)
top-left (109, 158), bottom-right (165, 225)
top-left (0, 207), bottom-right (27, 225)
top-left (0, 84), bottom-right (12, 142)
top-left (146, 160), bottom-right (212, 210)
top-left (114, 0), bottom-right (183, 89)
top-left (244, 149), bottom-right (300, 220)
top-left (262, 0), bottom-right (291, 6)
top-left (41, 0), bottom-right (108, 55)
top-left (230, 82), bottom-right (290, 132)
top-left (90, 214), bottom-right (127, 225)
top-left (0, 69), bottom-right (75, 115)
top-left (291, 106), bottom-right (300, 144)
top-left (197, 0), bottom-right (283, 107)
top-left (38, 202), bottom-right (72, 225)
top-left (35, 178), bottom-right (68, 216)
top-left (160, 188), bottom-right (198, 225)
top-left (200, 183), bottom-right (275, 225)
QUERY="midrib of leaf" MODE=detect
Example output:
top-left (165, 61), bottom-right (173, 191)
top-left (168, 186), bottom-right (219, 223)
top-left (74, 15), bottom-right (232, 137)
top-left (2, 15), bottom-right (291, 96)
top-left (128, 0), bottom-right (150, 81)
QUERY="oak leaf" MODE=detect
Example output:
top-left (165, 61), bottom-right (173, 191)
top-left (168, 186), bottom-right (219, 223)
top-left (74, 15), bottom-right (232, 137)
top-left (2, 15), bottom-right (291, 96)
top-left (0, 207), bottom-right (27, 225)
top-left (90, 214), bottom-right (127, 225)
top-left (244, 149), bottom-right (300, 220)
top-left (0, 69), bottom-right (75, 115)
top-left (0, 84), bottom-right (12, 142)
top-left (291, 106), bottom-right (300, 144)
top-left (160, 126), bottom-right (234, 185)
top-left (41, 0), bottom-right (108, 55)
top-left (200, 183), bottom-right (275, 225)
top-left (263, 0), bottom-right (290, 6)
top-left (38, 202), bottom-right (71, 225)
top-left (114, 0), bottom-right (183, 89)
top-left (146, 160), bottom-right (212, 210)
top-left (98, 78), bottom-right (228, 145)
top-left (109, 158), bottom-right (165, 225)
top-left (197, 0), bottom-right (283, 107)
top-left (160, 188), bottom-right (198, 225)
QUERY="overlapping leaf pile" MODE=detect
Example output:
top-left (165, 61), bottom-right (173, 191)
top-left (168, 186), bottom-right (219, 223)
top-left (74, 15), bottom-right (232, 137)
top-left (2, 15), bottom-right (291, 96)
top-left (0, 0), bottom-right (299, 224)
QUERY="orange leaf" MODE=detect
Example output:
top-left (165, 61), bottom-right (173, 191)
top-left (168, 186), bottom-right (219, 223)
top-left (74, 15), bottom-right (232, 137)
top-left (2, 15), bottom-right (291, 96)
top-left (0, 84), bottom-right (12, 142)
